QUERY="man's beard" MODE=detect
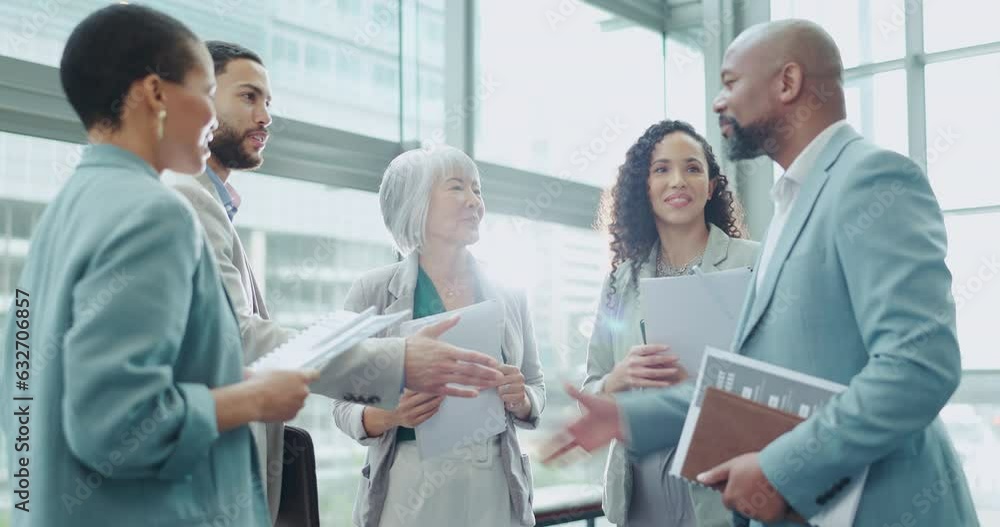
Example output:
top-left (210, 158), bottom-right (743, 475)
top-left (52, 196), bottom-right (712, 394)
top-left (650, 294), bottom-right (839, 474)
top-left (721, 116), bottom-right (779, 161)
top-left (209, 122), bottom-right (262, 171)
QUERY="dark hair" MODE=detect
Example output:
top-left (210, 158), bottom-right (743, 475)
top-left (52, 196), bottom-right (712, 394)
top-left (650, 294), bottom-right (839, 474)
top-left (206, 41), bottom-right (264, 75)
top-left (600, 119), bottom-right (746, 305)
top-left (60, 4), bottom-right (200, 131)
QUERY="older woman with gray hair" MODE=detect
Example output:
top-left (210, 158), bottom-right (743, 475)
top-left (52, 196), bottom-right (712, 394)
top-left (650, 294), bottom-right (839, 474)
top-left (332, 145), bottom-right (545, 527)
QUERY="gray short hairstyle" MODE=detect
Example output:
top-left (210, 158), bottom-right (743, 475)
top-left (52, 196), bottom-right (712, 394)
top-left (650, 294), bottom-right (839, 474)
top-left (379, 145), bottom-right (480, 256)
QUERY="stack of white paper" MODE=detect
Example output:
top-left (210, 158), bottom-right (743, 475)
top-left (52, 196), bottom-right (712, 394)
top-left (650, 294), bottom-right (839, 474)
top-left (639, 267), bottom-right (752, 375)
top-left (249, 307), bottom-right (410, 373)
top-left (399, 300), bottom-right (507, 460)
top-left (672, 347), bottom-right (868, 527)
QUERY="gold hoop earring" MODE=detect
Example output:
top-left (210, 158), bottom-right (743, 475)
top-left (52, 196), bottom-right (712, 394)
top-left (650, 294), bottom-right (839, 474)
top-left (156, 109), bottom-right (167, 140)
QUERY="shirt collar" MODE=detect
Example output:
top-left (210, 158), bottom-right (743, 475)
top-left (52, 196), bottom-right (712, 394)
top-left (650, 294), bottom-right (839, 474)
top-left (204, 165), bottom-right (240, 221)
top-left (770, 119), bottom-right (851, 203)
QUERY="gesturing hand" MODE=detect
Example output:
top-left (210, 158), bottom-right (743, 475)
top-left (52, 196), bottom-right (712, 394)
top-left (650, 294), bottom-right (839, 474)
top-left (403, 316), bottom-right (504, 397)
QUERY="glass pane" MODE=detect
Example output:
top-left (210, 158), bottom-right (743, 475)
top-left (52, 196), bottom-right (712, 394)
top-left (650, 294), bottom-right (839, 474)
top-left (475, 0), bottom-right (664, 187)
top-left (200, 173), bottom-right (398, 527)
top-left (471, 212), bottom-right (611, 496)
top-left (0, 0), bottom-right (402, 140)
top-left (944, 212), bottom-right (1000, 371)
top-left (940, 403), bottom-right (1000, 524)
top-left (925, 53), bottom-right (1000, 210)
top-left (411, 0), bottom-right (446, 143)
top-left (770, 0), bottom-right (906, 69)
top-left (665, 34), bottom-right (707, 134)
top-left (924, 0), bottom-right (1000, 53)
top-left (845, 69), bottom-right (908, 156)
top-left (0, 130), bottom-right (403, 525)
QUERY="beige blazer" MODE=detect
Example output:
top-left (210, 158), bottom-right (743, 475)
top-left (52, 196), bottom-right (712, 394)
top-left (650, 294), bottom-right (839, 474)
top-left (170, 172), bottom-right (408, 522)
top-left (332, 252), bottom-right (545, 526)
top-left (581, 224), bottom-right (759, 526)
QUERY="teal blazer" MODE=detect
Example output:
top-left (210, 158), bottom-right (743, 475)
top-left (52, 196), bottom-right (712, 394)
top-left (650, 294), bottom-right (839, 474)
top-left (617, 126), bottom-right (979, 526)
top-left (1, 145), bottom-right (268, 526)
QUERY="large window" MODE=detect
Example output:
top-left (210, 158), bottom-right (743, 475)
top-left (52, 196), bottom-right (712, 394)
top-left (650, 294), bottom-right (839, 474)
top-left (233, 175), bottom-right (398, 526)
top-left (773, 2), bottom-right (1000, 522)
top-left (770, 0), bottom-right (906, 68)
top-left (0, 0), bottom-right (404, 140)
top-left (665, 33), bottom-right (708, 133)
top-left (475, 0), bottom-right (666, 188)
top-left (472, 212), bottom-right (611, 494)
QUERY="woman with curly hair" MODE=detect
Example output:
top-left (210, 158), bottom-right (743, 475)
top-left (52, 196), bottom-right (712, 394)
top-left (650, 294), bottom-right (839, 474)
top-left (581, 120), bottom-right (759, 527)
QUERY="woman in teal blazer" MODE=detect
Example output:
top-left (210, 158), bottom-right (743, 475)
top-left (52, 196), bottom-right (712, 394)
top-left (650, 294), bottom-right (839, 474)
top-left (0, 5), bottom-right (314, 526)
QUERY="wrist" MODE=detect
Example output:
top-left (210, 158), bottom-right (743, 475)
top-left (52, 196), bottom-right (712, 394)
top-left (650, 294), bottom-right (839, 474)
top-left (603, 373), bottom-right (622, 394)
top-left (241, 380), bottom-right (264, 422)
top-left (512, 395), bottom-right (532, 418)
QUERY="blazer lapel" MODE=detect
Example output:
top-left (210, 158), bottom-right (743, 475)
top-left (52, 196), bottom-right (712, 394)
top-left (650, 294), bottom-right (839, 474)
top-left (735, 127), bottom-right (862, 351)
top-left (384, 253), bottom-right (419, 319)
top-left (701, 224), bottom-right (732, 272)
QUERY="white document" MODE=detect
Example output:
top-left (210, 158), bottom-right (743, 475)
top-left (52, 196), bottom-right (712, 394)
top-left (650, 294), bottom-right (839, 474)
top-left (399, 300), bottom-right (507, 460)
top-left (249, 307), bottom-right (410, 373)
top-left (639, 266), bottom-right (752, 375)
top-left (672, 347), bottom-right (868, 527)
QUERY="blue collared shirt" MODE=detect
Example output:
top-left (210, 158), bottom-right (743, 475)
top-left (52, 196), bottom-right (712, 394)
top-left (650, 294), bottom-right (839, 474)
top-left (204, 165), bottom-right (239, 221)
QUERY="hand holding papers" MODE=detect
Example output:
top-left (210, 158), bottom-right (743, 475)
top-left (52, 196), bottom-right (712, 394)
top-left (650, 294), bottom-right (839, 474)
top-left (639, 266), bottom-right (752, 375)
top-left (399, 300), bottom-right (508, 460)
top-left (248, 307), bottom-right (410, 403)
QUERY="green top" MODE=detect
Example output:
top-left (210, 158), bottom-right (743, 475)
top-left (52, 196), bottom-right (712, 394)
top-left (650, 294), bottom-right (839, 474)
top-left (396, 265), bottom-right (469, 441)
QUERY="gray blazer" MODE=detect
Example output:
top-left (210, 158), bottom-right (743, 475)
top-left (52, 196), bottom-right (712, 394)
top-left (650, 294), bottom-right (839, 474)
top-left (582, 224), bottom-right (759, 526)
top-left (170, 172), bottom-right (409, 522)
top-left (332, 252), bottom-right (546, 527)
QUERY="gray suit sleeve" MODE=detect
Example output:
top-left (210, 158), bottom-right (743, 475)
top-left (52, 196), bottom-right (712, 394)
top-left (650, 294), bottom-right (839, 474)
top-left (330, 277), bottom-right (404, 445)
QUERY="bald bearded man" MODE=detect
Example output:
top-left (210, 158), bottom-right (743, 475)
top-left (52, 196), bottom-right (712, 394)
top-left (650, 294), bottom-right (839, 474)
top-left (551, 19), bottom-right (979, 527)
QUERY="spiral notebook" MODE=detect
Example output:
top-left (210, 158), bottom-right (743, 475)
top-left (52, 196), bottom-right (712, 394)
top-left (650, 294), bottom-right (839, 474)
top-left (249, 307), bottom-right (410, 373)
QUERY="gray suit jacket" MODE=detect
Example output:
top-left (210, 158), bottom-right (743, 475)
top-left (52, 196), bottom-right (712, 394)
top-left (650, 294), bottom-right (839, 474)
top-left (170, 172), bottom-right (409, 522)
top-left (582, 224), bottom-right (758, 526)
top-left (332, 252), bottom-right (546, 526)
top-left (618, 126), bottom-right (979, 526)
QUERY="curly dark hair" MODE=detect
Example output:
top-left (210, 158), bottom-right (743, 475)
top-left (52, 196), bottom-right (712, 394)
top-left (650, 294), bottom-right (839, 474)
top-left (600, 120), bottom-right (746, 305)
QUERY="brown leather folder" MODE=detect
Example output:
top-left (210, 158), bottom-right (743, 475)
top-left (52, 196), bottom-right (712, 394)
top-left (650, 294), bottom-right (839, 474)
top-left (680, 387), bottom-right (805, 481)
